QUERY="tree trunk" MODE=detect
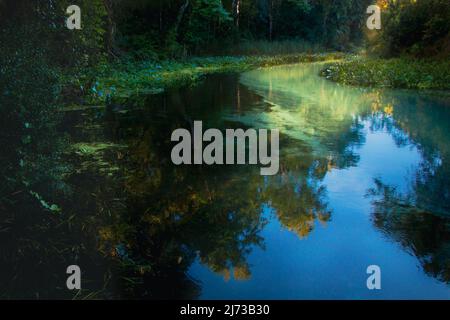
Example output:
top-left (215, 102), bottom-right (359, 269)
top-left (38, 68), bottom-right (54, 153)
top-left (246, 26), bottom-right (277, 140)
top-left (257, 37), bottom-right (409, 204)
top-left (159, 0), bottom-right (163, 32)
top-left (269, 0), bottom-right (273, 41)
top-left (103, 0), bottom-right (119, 57)
top-left (174, 0), bottom-right (190, 35)
top-left (232, 0), bottom-right (241, 29)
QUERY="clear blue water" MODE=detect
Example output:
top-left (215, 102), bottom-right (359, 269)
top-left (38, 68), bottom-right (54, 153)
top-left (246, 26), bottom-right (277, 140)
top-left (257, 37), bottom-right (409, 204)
top-left (187, 63), bottom-right (450, 299)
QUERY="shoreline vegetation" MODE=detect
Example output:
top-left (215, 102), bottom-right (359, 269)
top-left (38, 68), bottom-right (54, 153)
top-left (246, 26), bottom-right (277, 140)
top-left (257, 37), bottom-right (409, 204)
top-left (86, 52), bottom-right (344, 103)
top-left (84, 53), bottom-right (450, 106)
top-left (320, 57), bottom-right (450, 91)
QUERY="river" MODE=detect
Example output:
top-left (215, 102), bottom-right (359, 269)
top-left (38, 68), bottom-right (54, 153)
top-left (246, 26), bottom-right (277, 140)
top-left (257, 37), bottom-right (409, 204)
top-left (4, 62), bottom-right (449, 299)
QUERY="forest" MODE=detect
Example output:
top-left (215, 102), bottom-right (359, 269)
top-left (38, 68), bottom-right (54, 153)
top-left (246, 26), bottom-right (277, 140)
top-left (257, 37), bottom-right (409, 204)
top-left (0, 0), bottom-right (449, 299)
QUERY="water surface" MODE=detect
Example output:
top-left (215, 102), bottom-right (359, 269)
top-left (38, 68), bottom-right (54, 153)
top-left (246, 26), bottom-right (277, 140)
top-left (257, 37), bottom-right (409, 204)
top-left (181, 63), bottom-right (450, 299)
top-left (2, 62), bottom-right (449, 299)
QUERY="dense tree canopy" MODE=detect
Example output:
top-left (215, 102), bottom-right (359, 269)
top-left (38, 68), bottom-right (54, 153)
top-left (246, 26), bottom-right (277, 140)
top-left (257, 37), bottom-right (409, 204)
top-left (113, 0), bottom-right (372, 56)
top-left (2, 0), bottom-right (448, 59)
top-left (375, 0), bottom-right (450, 57)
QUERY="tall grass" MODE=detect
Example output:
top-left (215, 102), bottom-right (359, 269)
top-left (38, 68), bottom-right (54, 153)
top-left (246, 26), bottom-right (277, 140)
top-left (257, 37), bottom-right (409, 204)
top-left (209, 40), bottom-right (327, 56)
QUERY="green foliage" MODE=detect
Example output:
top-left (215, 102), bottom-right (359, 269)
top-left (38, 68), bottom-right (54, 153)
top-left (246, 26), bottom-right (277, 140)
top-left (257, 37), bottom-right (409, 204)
top-left (183, 0), bottom-right (233, 50)
top-left (321, 57), bottom-right (450, 90)
top-left (71, 0), bottom-right (108, 66)
top-left (0, 3), bottom-right (65, 210)
top-left (375, 0), bottom-right (450, 57)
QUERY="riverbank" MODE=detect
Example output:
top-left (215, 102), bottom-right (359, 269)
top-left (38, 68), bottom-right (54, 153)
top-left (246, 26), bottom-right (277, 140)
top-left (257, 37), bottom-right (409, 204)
top-left (85, 53), bottom-right (344, 103)
top-left (320, 57), bottom-right (450, 90)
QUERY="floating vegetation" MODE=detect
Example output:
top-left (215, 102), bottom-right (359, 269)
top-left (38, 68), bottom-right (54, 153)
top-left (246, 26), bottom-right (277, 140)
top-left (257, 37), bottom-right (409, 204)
top-left (70, 142), bottom-right (127, 176)
top-left (29, 190), bottom-right (61, 213)
top-left (321, 57), bottom-right (450, 90)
